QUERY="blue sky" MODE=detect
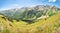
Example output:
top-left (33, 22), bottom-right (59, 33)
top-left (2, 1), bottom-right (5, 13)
top-left (0, 0), bottom-right (60, 10)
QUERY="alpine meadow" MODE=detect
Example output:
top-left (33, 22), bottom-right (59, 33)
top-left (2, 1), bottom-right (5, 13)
top-left (0, 0), bottom-right (60, 33)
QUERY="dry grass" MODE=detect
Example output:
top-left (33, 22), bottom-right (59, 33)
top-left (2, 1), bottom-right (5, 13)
top-left (0, 13), bottom-right (60, 33)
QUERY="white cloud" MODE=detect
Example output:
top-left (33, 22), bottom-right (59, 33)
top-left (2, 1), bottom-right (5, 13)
top-left (12, 4), bottom-right (19, 7)
top-left (0, 4), bottom-right (20, 11)
top-left (49, 0), bottom-right (56, 2)
top-left (0, 8), bottom-right (12, 11)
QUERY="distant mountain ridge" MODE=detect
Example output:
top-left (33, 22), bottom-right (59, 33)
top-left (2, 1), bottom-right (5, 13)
top-left (0, 5), bottom-right (60, 23)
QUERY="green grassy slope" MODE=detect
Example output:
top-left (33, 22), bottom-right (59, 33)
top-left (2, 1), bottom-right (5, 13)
top-left (0, 13), bottom-right (60, 33)
top-left (28, 13), bottom-right (60, 33)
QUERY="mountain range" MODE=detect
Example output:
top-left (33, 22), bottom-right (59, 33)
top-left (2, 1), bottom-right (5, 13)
top-left (0, 5), bottom-right (60, 23)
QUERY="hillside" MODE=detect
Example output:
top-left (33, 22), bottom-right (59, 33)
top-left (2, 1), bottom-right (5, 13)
top-left (0, 5), bottom-right (60, 24)
top-left (0, 5), bottom-right (60, 33)
top-left (0, 11), bottom-right (60, 33)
